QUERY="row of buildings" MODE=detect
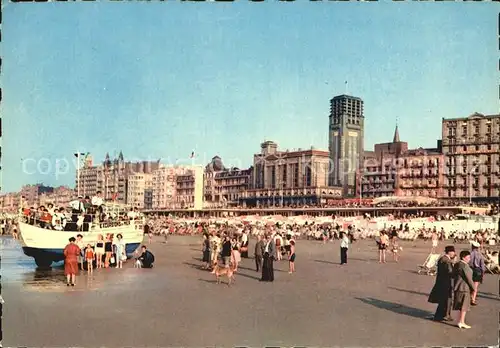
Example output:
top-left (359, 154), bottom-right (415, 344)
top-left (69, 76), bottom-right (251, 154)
top-left (0, 184), bottom-right (75, 213)
top-left (1, 95), bottom-right (499, 212)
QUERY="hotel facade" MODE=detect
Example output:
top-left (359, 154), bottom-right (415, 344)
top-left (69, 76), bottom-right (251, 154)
top-left (240, 141), bottom-right (342, 207)
top-left (203, 156), bottom-right (252, 207)
top-left (360, 126), bottom-right (445, 199)
top-left (77, 152), bottom-right (160, 205)
top-left (151, 165), bottom-right (204, 210)
top-left (441, 113), bottom-right (500, 200)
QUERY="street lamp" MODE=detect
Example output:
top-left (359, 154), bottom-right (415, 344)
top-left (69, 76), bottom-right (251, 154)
top-left (468, 161), bottom-right (480, 205)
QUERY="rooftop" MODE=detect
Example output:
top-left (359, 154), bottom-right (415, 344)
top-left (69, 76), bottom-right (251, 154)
top-left (331, 94), bottom-right (363, 102)
top-left (442, 112), bottom-right (500, 121)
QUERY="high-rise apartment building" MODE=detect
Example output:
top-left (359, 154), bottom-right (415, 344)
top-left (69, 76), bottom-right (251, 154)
top-left (328, 94), bottom-right (364, 196)
top-left (77, 152), bottom-right (160, 204)
top-left (152, 165), bottom-right (204, 210)
top-left (441, 113), bottom-right (500, 200)
top-left (127, 173), bottom-right (153, 209)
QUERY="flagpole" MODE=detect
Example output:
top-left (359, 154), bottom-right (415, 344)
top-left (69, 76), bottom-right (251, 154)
top-left (76, 153), bottom-right (81, 197)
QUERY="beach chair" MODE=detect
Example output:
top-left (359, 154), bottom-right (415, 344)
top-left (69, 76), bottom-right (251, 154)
top-left (417, 253), bottom-right (441, 276)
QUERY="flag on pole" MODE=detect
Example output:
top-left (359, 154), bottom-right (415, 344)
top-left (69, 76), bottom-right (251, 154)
top-left (190, 151), bottom-right (195, 159)
top-left (112, 193), bottom-right (118, 201)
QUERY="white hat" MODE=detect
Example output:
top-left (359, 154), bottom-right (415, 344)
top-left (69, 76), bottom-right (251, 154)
top-left (471, 241), bottom-right (480, 248)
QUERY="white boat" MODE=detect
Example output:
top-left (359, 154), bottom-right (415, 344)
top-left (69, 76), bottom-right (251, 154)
top-left (18, 221), bottom-right (144, 268)
top-left (17, 202), bottom-right (145, 268)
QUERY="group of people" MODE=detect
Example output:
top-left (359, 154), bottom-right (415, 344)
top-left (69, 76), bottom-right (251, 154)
top-left (198, 227), bottom-right (299, 281)
top-left (428, 242), bottom-right (488, 329)
top-left (21, 191), bottom-right (143, 232)
top-left (62, 233), bottom-right (154, 286)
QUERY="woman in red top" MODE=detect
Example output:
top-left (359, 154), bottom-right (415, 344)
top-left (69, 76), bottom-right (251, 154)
top-left (63, 237), bottom-right (81, 286)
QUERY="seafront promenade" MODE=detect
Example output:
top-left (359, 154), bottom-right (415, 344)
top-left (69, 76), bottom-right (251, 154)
top-left (2, 235), bottom-right (497, 347)
top-left (143, 205), bottom-right (473, 218)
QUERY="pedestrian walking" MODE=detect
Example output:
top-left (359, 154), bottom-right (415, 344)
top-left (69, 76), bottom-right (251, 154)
top-left (452, 250), bottom-right (475, 329)
top-left (469, 241), bottom-right (486, 306)
top-left (261, 234), bottom-right (275, 282)
top-left (254, 235), bottom-right (264, 272)
top-left (340, 232), bottom-right (349, 265)
top-left (428, 245), bottom-right (455, 322)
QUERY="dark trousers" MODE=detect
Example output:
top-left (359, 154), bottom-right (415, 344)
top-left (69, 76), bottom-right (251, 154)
top-left (261, 253), bottom-right (274, 282)
top-left (340, 247), bottom-right (348, 264)
top-left (434, 297), bottom-right (452, 320)
top-left (255, 255), bottom-right (263, 272)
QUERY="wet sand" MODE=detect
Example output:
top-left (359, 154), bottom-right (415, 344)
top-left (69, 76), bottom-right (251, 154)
top-left (1, 235), bottom-right (498, 347)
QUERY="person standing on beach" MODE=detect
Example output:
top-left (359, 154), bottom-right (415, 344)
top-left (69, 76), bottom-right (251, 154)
top-left (452, 250), bottom-right (475, 329)
top-left (428, 246), bottom-right (455, 322)
top-left (254, 235), bottom-right (264, 272)
top-left (94, 234), bottom-right (105, 269)
top-left (104, 234), bottom-right (113, 268)
top-left (378, 231), bottom-right (388, 263)
top-left (85, 244), bottom-right (95, 273)
top-left (240, 231), bottom-right (249, 258)
top-left (340, 232), bottom-right (349, 265)
top-left (261, 234), bottom-right (276, 282)
top-left (469, 241), bottom-right (486, 306)
top-left (201, 233), bottom-right (211, 269)
top-left (113, 234), bottom-right (126, 269)
top-left (431, 229), bottom-right (439, 253)
top-left (221, 236), bottom-right (232, 268)
top-left (288, 240), bottom-right (296, 274)
top-left (75, 234), bottom-right (85, 270)
top-left (64, 237), bottom-right (80, 286)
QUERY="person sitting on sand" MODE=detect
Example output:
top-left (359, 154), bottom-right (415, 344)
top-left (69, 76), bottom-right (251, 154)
top-left (136, 245), bottom-right (155, 268)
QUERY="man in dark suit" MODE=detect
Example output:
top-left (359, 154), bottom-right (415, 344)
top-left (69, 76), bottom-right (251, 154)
top-left (261, 234), bottom-right (276, 282)
top-left (254, 235), bottom-right (265, 272)
top-left (428, 245), bottom-right (456, 322)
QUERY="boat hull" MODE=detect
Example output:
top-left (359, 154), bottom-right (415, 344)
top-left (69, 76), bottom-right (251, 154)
top-left (18, 221), bottom-right (144, 266)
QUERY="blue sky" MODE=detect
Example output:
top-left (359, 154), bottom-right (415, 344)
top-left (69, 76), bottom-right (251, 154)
top-left (1, 2), bottom-right (498, 193)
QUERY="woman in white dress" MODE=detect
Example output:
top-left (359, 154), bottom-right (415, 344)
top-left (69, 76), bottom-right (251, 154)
top-left (113, 234), bottom-right (127, 269)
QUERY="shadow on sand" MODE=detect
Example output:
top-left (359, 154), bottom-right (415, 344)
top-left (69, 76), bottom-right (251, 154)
top-left (233, 271), bottom-right (260, 281)
top-left (183, 262), bottom-right (205, 270)
top-left (356, 297), bottom-right (433, 320)
top-left (237, 265), bottom-right (286, 273)
top-left (314, 259), bottom-right (338, 265)
top-left (198, 278), bottom-right (218, 284)
top-left (389, 287), bottom-right (499, 301)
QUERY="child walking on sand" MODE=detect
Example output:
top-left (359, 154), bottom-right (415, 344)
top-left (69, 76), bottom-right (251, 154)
top-left (85, 244), bottom-right (95, 273)
top-left (288, 240), bottom-right (296, 274)
top-left (391, 237), bottom-right (401, 263)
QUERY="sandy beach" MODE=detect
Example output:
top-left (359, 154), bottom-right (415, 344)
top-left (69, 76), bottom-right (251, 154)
top-left (1, 235), bottom-right (498, 347)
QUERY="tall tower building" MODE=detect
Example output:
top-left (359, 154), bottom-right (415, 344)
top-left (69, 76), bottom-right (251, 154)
top-left (328, 94), bottom-right (364, 196)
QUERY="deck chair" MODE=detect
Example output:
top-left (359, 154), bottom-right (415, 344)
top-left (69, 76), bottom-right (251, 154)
top-left (418, 253), bottom-right (441, 276)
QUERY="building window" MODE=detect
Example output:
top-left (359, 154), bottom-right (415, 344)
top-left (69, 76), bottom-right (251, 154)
top-left (305, 165), bottom-right (312, 187)
top-left (294, 164), bottom-right (299, 188)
